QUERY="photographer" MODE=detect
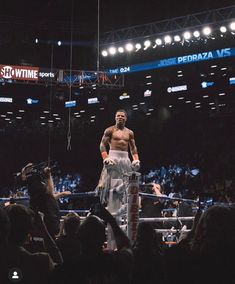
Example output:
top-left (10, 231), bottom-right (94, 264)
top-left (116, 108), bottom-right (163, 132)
top-left (140, 183), bottom-right (167, 228)
top-left (21, 163), bottom-right (71, 238)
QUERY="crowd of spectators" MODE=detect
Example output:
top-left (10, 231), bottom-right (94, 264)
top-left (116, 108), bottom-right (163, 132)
top-left (143, 162), bottom-right (235, 204)
top-left (0, 163), bottom-right (234, 283)
top-left (1, 199), bottom-right (235, 283)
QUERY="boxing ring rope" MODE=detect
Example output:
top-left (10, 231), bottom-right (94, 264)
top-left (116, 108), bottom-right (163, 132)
top-left (0, 197), bottom-right (29, 202)
top-left (139, 192), bottom-right (196, 203)
top-left (139, 217), bottom-right (195, 222)
top-left (1, 189), bottom-right (230, 206)
top-left (0, 191), bottom-right (97, 202)
top-left (155, 229), bottom-right (190, 233)
top-left (60, 209), bottom-right (90, 214)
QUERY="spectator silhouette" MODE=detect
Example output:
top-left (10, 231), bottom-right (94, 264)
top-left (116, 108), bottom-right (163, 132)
top-left (0, 204), bottom-right (56, 284)
top-left (56, 212), bottom-right (81, 262)
top-left (132, 222), bottom-right (165, 284)
top-left (191, 205), bottom-right (235, 283)
top-left (0, 207), bottom-right (10, 246)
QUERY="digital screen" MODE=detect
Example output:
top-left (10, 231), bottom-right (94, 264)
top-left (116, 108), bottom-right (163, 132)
top-left (27, 98), bottom-right (39, 105)
top-left (65, 100), bottom-right (76, 108)
top-left (88, 97), bottom-right (99, 104)
top-left (229, 77), bottom-right (235, 85)
top-left (201, 81), bottom-right (215, 88)
top-left (144, 90), bottom-right (152, 97)
top-left (0, 97), bottom-right (13, 103)
top-left (107, 47), bottom-right (235, 74)
top-left (167, 85), bottom-right (187, 93)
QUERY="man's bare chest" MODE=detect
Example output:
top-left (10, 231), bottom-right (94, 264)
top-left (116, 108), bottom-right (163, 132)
top-left (112, 129), bottom-right (130, 141)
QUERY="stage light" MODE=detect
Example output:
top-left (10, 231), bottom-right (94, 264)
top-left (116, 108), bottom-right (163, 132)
top-left (155, 38), bottom-right (162, 45)
top-left (108, 47), bottom-right (116, 55)
top-left (118, 47), bottom-right (124, 53)
top-left (220, 26), bottom-right (227, 33)
top-left (202, 27), bottom-right (212, 36)
top-left (135, 43), bottom-right (141, 51)
top-left (35, 38), bottom-right (39, 44)
top-left (174, 35), bottom-right (181, 42)
top-left (125, 43), bottom-right (134, 52)
top-left (230, 21), bottom-right (235, 31)
top-left (193, 31), bottom-right (200, 38)
top-left (164, 35), bottom-right (172, 44)
top-left (101, 50), bottom-right (108, 57)
top-left (57, 41), bottom-right (62, 46)
top-left (183, 31), bottom-right (191, 40)
top-left (143, 40), bottom-right (151, 50)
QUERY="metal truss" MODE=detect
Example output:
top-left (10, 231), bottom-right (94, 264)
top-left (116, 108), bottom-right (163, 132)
top-left (0, 70), bottom-right (124, 88)
top-left (100, 5), bottom-right (235, 46)
top-left (60, 70), bottom-right (124, 88)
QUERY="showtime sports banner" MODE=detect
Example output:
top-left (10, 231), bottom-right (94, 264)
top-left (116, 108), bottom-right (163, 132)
top-left (0, 65), bottom-right (39, 81)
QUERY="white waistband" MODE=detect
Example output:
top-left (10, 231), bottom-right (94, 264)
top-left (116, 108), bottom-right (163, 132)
top-left (109, 150), bottom-right (129, 158)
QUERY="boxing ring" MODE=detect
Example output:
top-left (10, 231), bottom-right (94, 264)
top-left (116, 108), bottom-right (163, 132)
top-left (1, 173), bottom-right (232, 247)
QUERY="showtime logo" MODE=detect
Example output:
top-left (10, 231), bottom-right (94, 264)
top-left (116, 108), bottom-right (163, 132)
top-left (0, 65), bottom-right (39, 81)
top-left (1, 66), bottom-right (13, 79)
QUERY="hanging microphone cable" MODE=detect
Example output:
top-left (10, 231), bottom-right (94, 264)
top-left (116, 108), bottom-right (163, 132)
top-left (97, 0), bottom-right (100, 73)
top-left (48, 43), bottom-right (54, 166)
top-left (67, 0), bottom-right (74, 151)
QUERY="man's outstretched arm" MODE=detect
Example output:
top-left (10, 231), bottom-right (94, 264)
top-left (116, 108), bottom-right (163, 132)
top-left (98, 204), bottom-right (131, 250)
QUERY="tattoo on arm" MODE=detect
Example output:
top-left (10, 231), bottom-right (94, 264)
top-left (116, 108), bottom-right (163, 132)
top-left (100, 128), bottom-right (112, 153)
top-left (129, 131), bottom-right (138, 156)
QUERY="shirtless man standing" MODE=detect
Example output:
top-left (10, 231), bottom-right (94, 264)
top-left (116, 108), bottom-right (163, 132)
top-left (98, 109), bottom-right (140, 213)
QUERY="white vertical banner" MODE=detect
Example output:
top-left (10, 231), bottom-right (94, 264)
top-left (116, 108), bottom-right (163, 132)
top-left (127, 172), bottom-right (140, 245)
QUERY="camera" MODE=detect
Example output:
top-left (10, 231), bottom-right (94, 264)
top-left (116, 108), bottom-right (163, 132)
top-left (14, 161), bottom-right (58, 194)
top-left (139, 183), bottom-right (154, 194)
